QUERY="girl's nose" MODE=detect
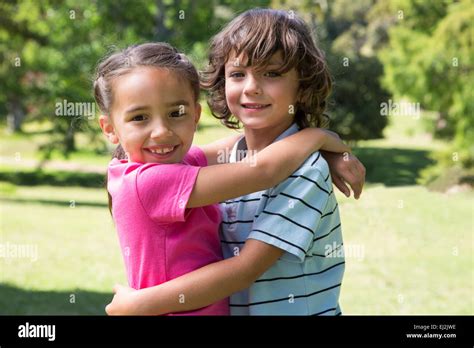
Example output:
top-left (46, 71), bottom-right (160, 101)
top-left (243, 75), bottom-right (262, 96)
top-left (150, 121), bottom-right (173, 139)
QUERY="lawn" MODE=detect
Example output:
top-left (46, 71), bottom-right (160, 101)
top-left (0, 110), bottom-right (473, 315)
top-left (1, 182), bottom-right (472, 315)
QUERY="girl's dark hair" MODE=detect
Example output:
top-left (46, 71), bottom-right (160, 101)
top-left (201, 8), bottom-right (331, 129)
top-left (93, 42), bottom-right (200, 215)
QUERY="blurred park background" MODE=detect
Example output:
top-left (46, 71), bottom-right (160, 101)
top-left (0, 0), bottom-right (472, 315)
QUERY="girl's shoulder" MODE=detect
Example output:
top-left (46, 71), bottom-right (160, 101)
top-left (183, 145), bottom-right (207, 167)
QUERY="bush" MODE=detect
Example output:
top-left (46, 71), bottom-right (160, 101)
top-left (418, 152), bottom-right (474, 192)
top-left (0, 168), bottom-right (105, 188)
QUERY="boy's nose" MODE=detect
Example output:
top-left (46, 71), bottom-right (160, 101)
top-left (243, 75), bottom-right (262, 95)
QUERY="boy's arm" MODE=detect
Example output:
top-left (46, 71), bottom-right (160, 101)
top-left (106, 239), bottom-right (284, 315)
top-left (200, 134), bottom-right (243, 165)
top-left (187, 128), bottom-right (350, 208)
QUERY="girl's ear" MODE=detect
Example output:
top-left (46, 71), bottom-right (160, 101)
top-left (99, 115), bottom-right (119, 144)
top-left (194, 103), bottom-right (201, 130)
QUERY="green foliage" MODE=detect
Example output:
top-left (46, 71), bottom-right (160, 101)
top-left (352, 145), bottom-right (434, 186)
top-left (324, 0), bottom-right (390, 140)
top-left (418, 149), bottom-right (474, 191)
top-left (1, 0), bottom-right (471, 158)
top-left (327, 54), bottom-right (389, 141)
top-left (379, 0), bottom-right (474, 167)
top-left (0, 168), bottom-right (105, 188)
top-left (0, 0), bottom-right (267, 156)
top-left (419, 162), bottom-right (474, 192)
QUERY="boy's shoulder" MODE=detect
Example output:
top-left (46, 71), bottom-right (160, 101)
top-left (302, 151), bottom-right (330, 173)
top-left (298, 151), bottom-right (331, 184)
top-left (270, 151), bottom-right (333, 196)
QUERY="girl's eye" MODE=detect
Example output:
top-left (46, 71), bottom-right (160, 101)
top-left (131, 114), bottom-right (146, 121)
top-left (265, 71), bottom-right (281, 78)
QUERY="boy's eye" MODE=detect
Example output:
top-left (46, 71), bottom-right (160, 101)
top-left (229, 72), bottom-right (244, 78)
top-left (131, 114), bottom-right (146, 121)
top-left (170, 110), bottom-right (186, 118)
top-left (264, 71), bottom-right (281, 77)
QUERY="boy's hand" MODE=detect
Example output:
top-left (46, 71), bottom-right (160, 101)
top-left (322, 151), bottom-right (366, 199)
top-left (105, 284), bottom-right (138, 315)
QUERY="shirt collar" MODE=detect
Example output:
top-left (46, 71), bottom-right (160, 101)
top-left (230, 123), bottom-right (300, 162)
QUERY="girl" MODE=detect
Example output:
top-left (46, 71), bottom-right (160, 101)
top-left (94, 42), bottom-right (351, 315)
top-left (105, 9), bottom-right (366, 316)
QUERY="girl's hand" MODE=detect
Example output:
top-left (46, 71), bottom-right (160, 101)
top-left (323, 151), bottom-right (366, 199)
top-left (105, 284), bottom-right (138, 315)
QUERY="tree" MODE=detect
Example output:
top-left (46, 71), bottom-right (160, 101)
top-left (1, 0), bottom-right (270, 157)
top-left (379, 0), bottom-right (474, 167)
top-left (325, 0), bottom-right (390, 141)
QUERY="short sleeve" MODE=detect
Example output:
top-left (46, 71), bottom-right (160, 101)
top-left (183, 146), bottom-right (207, 167)
top-left (136, 163), bottom-right (200, 223)
top-left (248, 164), bottom-right (333, 263)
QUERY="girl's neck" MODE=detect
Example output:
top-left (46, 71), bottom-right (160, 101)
top-left (243, 118), bottom-right (294, 153)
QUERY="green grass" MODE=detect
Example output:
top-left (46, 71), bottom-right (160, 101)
top-left (0, 184), bottom-right (124, 314)
top-left (1, 183), bottom-right (472, 314)
top-left (337, 185), bottom-right (473, 314)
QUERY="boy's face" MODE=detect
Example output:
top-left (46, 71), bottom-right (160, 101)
top-left (224, 51), bottom-right (299, 131)
top-left (99, 66), bottom-right (200, 164)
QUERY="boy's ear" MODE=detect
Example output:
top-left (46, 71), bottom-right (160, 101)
top-left (296, 89), bottom-right (304, 104)
top-left (194, 103), bottom-right (201, 130)
top-left (99, 115), bottom-right (119, 144)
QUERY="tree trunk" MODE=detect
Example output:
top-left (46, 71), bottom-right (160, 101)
top-left (65, 121), bottom-right (76, 152)
top-left (155, 0), bottom-right (172, 41)
top-left (6, 97), bottom-right (25, 133)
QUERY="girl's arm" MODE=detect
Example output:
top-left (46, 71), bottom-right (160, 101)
top-left (187, 128), bottom-right (350, 208)
top-left (322, 151), bottom-right (366, 199)
top-left (106, 239), bottom-right (284, 315)
top-left (317, 130), bottom-right (366, 199)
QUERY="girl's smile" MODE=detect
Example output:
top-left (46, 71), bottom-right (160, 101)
top-left (143, 144), bottom-right (180, 160)
top-left (100, 67), bottom-right (200, 164)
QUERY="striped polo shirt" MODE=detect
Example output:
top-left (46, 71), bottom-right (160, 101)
top-left (219, 123), bottom-right (345, 315)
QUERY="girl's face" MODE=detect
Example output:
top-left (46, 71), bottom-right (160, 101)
top-left (100, 67), bottom-right (200, 164)
top-left (224, 51), bottom-right (299, 131)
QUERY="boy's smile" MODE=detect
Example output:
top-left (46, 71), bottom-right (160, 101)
top-left (241, 103), bottom-right (271, 111)
top-left (224, 51), bottom-right (299, 133)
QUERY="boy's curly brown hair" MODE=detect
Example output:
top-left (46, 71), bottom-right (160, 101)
top-left (201, 8), bottom-right (331, 130)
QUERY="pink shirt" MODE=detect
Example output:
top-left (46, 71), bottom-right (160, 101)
top-left (107, 146), bottom-right (229, 315)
